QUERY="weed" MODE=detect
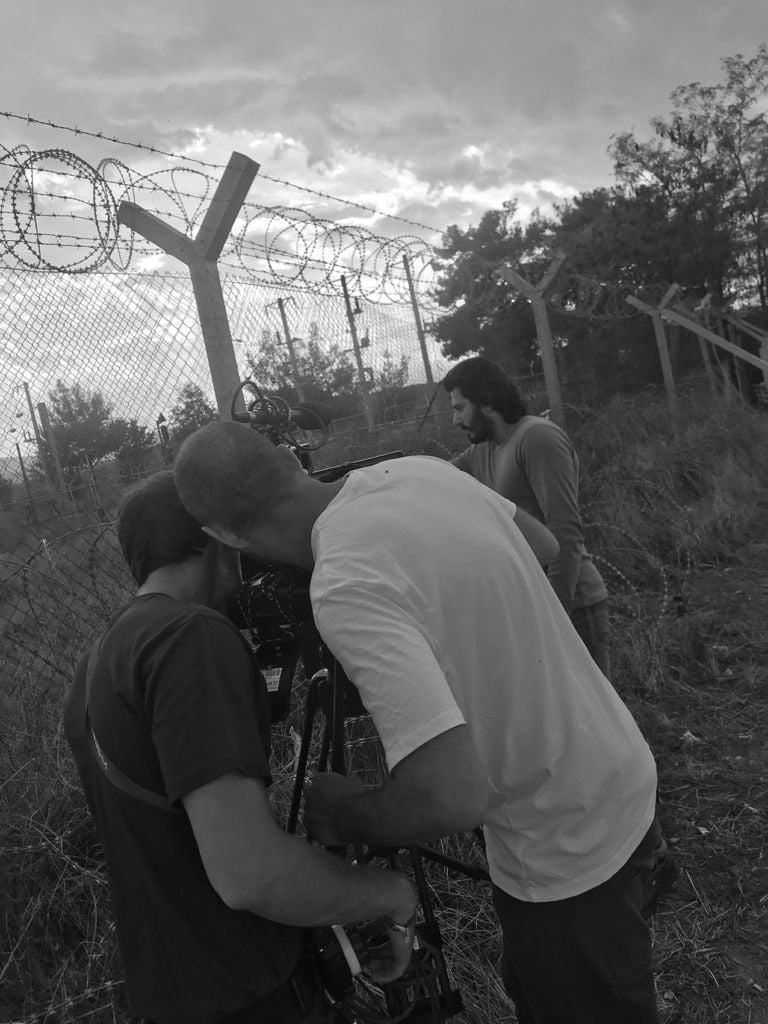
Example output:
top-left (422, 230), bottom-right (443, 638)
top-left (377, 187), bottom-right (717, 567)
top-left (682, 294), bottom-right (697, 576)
top-left (2, 389), bottom-right (767, 1022)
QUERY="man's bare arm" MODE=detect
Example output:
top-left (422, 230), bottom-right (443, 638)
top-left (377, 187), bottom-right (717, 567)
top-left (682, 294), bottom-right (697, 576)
top-left (305, 725), bottom-right (490, 849)
top-left (184, 773), bottom-right (415, 926)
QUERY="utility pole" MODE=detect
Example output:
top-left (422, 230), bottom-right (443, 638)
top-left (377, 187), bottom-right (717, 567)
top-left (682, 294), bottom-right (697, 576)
top-left (20, 382), bottom-right (54, 485)
top-left (340, 275), bottom-right (374, 426)
top-left (276, 297), bottom-right (306, 403)
top-left (36, 401), bottom-right (69, 493)
top-left (22, 383), bottom-right (44, 452)
top-left (402, 255), bottom-right (434, 385)
top-left (15, 441), bottom-right (38, 525)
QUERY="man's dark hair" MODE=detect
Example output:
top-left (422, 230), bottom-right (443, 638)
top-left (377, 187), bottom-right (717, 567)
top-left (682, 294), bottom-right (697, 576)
top-left (442, 356), bottom-right (528, 424)
top-left (117, 469), bottom-right (209, 585)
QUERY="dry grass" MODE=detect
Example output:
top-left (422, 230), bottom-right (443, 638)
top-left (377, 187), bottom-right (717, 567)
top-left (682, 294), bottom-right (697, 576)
top-left (2, 387), bottom-right (768, 1023)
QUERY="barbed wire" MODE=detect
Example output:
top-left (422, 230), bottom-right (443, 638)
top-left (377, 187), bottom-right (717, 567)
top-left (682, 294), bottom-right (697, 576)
top-left (0, 110), bottom-right (442, 234)
top-left (0, 117), bottom-right (671, 318)
top-left (0, 142), bottom-right (442, 304)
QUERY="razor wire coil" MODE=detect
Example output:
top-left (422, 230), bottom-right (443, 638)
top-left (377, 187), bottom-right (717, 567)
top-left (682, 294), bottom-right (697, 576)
top-left (0, 133), bottom-right (662, 318)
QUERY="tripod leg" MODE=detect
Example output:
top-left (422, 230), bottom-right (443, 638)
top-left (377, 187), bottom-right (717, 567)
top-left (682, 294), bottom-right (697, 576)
top-left (287, 676), bottom-right (322, 834)
top-left (408, 848), bottom-right (454, 995)
top-left (317, 712), bottom-right (333, 772)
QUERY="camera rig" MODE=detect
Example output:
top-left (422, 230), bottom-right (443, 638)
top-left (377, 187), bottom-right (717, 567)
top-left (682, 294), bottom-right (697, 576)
top-left (227, 381), bottom-right (490, 1024)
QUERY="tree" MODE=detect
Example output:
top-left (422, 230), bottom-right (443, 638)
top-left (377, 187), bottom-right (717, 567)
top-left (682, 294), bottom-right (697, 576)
top-left (429, 203), bottom-right (552, 374)
top-left (115, 419), bottom-right (156, 480)
top-left (375, 349), bottom-right (409, 392)
top-left (168, 383), bottom-right (219, 446)
top-left (550, 186), bottom-right (727, 298)
top-left (244, 323), bottom-right (361, 417)
top-left (609, 45), bottom-right (768, 306)
top-left (428, 50), bottom-right (768, 399)
top-left (371, 349), bottom-right (410, 421)
top-left (0, 472), bottom-right (13, 507)
top-left (46, 380), bottom-right (135, 478)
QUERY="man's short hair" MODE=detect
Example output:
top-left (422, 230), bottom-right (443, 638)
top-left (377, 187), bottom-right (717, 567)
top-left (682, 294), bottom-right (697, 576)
top-left (117, 470), bottom-right (208, 585)
top-left (442, 356), bottom-right (528, 424)
top-left (173, 421), bottom-right (295, 535)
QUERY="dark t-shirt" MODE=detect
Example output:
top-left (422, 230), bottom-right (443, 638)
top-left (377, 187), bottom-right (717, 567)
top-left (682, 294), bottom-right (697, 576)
top-left (63, 593), bottom-right (305, 1024)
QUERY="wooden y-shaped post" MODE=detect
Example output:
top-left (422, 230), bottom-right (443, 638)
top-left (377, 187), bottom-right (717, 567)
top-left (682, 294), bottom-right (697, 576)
top-left (625, 285), bottom-right (681, 418)
top-left (118, 152), bottom-right (260, 418)
top-left (720, 309), bottom-right (768, 389)
top-left (497, 253), bottom-right (568, 428)
top-left (627, 289), bottom-right (768, 407)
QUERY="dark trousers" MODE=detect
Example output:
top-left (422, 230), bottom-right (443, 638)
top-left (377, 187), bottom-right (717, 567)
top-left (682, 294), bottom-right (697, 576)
top-left (570, 599), bottom-right (611, 678)
top-left (492, 823), bottom-right (660, 1024)
top-left (139, 954), bottom-right (337, 1024)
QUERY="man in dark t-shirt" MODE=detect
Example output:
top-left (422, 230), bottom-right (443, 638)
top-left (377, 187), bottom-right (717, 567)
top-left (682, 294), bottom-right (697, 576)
top-left (64, 470), bottom-right (415, 1024)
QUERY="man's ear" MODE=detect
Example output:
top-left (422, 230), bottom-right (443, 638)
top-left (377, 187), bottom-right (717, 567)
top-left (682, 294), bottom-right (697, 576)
top-left (202, 523), bottom-right (245, 551)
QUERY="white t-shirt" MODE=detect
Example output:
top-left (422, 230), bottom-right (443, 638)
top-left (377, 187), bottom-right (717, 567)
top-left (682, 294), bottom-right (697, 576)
top-left (310, 456), bottom-right (657, 902)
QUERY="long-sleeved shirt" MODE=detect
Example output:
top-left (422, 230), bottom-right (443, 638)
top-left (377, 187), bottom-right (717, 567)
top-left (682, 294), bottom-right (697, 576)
top-left (452, 415), bottom-right (607, 613)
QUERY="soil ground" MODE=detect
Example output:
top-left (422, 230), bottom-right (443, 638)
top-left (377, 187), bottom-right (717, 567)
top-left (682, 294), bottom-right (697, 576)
top-left (641, 497), bottom-right (768, 1023)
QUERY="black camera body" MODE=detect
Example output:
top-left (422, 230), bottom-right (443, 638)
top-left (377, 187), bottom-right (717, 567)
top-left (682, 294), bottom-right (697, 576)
top-left (230, 562), bottom-right (314, 668)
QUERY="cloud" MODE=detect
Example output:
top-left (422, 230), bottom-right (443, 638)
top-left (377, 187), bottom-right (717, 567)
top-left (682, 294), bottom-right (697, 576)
top-left (0, 0), bottom-right (766, 238)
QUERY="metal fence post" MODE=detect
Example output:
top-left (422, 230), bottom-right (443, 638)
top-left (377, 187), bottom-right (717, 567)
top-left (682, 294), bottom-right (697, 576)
top-left (402, 254), bottom-right (434, 385)
top-left (340, 275), bottom-right (374, 426)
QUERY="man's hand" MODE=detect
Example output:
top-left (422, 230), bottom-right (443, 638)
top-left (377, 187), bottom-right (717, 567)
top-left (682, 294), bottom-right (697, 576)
top-left (304, 771), bottom-right (365, 846)
top-left (362, 912), bottom-right (417, 984)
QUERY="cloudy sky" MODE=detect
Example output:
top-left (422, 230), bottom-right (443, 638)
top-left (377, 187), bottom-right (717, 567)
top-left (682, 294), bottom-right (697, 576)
top-left (0, 1), bottom-right (766, 465)
top-left (1, 0), bottom-right (766, 238)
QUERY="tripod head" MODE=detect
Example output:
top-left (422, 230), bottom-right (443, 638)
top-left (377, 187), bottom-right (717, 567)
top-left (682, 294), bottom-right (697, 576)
top-left (230, 378), bottom-right (334, 470)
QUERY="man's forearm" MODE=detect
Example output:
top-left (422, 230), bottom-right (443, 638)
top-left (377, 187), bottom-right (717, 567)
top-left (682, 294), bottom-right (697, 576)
top-left (185, 773), bottom-right (415, 927)
top-left (336, 780), bottom-right (482, 849)
top-left (307, 728), bottom-right (489, 849)
top-left (231, 832), bottom-right (414, 927)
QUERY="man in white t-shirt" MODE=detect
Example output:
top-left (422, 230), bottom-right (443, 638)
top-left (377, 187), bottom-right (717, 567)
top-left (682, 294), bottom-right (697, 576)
top-left (175, 421), bottom-right (662, 1024)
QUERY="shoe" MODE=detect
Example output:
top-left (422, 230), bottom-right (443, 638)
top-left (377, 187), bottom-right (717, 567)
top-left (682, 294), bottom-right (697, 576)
top-left (641, 854), bottom-right (679, 917)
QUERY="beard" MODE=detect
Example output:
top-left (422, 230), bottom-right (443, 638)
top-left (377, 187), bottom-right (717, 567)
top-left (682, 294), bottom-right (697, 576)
top-left (462, 408), bottom-right (495, 444)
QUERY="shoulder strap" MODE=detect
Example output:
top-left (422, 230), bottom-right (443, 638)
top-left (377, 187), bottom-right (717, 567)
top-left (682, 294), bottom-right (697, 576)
top-left (85, 638), bottom-right (182, 814)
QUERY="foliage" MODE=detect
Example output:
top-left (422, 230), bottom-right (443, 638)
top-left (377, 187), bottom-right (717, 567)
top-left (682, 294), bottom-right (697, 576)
top-left (46, 380), bottom-right (145, 480)
top-left (3, 392), bottom-right (768, 1022)
top-left (429, 47), bottom-right (768, 397)
top-left (244, 323), bottom-right (361, 418)
top-left (430, 203), bottom-right (544, 374)
top-left (609, 45), bottom-right (768, 306)
top-left (0, 471), bottom-right (13, 505)
top-left (168, 382), bottom-right (219, 446)
top-left (372, 348), bottom-right (410, 421)
top-left (115, 419), bottom-right (156, 480)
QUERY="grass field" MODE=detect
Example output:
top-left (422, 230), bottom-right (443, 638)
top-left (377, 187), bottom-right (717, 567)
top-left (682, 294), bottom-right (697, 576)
top-left (1, 387), bottom-right (767, 1023)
